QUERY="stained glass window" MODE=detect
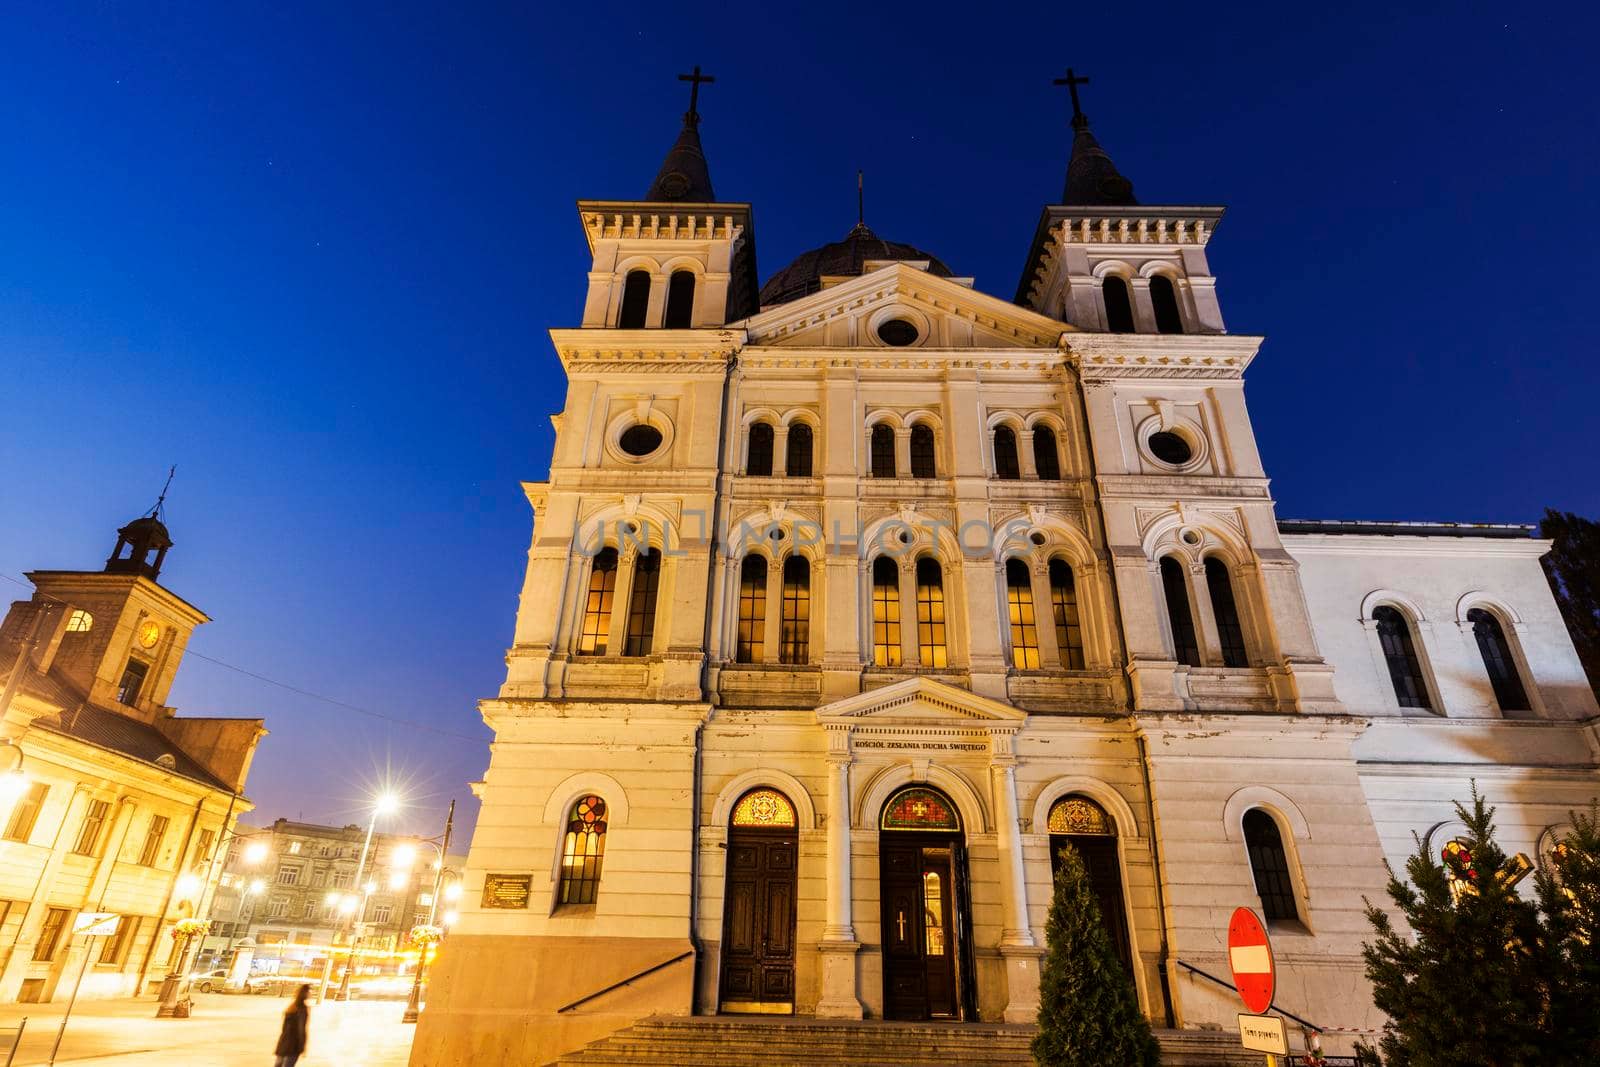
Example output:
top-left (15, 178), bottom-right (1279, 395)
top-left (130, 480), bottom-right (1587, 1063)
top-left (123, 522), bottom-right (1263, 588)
top-left (779, 556), bottom-right (810, 665)
top-left (558, 795), bottom-right (608, 907)
top-left (577, 549), bottom-right (617, 655)
top-left (1049, 559), bottom-right (1085, 670)
top-left (881, 787), bottom-right (959, 831)
top-left (916, 558), bottom-right (948, 668)
top-left (735, 555), bottom-right (766, 663)
top-left (730, 788), bottom-right (796, 829)
top-left (872, 557), bottom-right (902, 667)
top-left (1047, 795), bottom-right (1114, 836)
top-left (1006, 559), bottom-right (1040, 669)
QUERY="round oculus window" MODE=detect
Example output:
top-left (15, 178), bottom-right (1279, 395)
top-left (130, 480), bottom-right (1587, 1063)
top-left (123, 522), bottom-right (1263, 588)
top-left (1147, 431), bottom-right (1193, 466)
top-left (876, 319), bottom-right (919, 347)
top-left (618, 424), bottom-right (664, 458)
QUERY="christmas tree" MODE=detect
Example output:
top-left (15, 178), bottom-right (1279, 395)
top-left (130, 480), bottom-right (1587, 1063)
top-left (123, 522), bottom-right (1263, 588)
top-left (1536, 802), bottom-right (1600, 1065)
top-left (1031, 841), bottom-right (1159, 1067)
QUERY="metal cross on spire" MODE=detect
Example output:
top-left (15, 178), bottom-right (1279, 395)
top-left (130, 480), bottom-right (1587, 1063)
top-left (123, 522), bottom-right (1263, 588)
top-left (678, 65), bottom-right (715, 124)
top-left (1053, 67), bottom-right (1091, 127)
top-left (149, 464), bottom-right (176, 518)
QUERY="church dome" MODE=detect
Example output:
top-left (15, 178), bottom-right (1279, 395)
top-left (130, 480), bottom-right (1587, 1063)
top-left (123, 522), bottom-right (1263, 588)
top-left (759, 223), bottom-right (953, 307)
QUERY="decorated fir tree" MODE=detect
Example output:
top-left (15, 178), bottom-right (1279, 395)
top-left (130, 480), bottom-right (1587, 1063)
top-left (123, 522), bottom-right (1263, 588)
top-left (1535, 803), bottom-right (1600, 1066)
top-left (1031, 841), bottom-right (1159, 1067)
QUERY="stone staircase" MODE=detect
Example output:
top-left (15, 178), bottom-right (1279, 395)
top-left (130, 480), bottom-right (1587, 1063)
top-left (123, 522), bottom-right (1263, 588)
top-left (552, 1016), bottom-right (1268, 1066)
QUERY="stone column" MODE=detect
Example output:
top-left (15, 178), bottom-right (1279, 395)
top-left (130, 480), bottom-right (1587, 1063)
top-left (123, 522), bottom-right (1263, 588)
top-left (816, 729), bottom-right (863, 1018)
top-left (991, 733), bottom-right (1042, 1023)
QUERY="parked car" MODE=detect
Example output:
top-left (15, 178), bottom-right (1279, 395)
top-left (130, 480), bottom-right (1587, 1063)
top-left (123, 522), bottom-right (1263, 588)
top-left (193, 969), bottom-right (247, 994)
top-left (249, 976), bottom-right (301, 996)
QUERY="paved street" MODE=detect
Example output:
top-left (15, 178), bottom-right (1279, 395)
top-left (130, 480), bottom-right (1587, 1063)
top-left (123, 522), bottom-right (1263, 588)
top-left (0, 992), bottom-right (415, 1066)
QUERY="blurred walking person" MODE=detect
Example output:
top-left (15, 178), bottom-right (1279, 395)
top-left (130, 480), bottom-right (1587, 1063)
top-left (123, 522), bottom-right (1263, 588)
top-left (274, 983), bottom-right (311, 1066)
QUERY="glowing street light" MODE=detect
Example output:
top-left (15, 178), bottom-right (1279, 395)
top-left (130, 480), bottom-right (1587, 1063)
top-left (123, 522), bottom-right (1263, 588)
top-left (247, 879), bottom-right (265, 896)
top-left (443, 882), bottom-right (463, 903)
top-left (440, 910), bottom-right (459, 928)
top-left (243, 840), bottom-right (270, 865)
top-left (388, 872), bottom-right (409, 892)
top-left (389, 845), bottom-right (416, 870)
top-left (174, 873), bottom-right (202, 902)
top-left (324, 790), bottom-right (402, 1003)
top-left (324, 891), bottom-right (341, 909)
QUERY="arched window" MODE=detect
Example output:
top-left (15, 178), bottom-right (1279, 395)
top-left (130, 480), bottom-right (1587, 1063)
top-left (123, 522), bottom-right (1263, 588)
top-left (746, 422), bottom-right (774, 477)
top-left (663, 269), bottom-right (695, 328)
top-left (871, 556), bottom-right (902, 667)
top-left (1373, 606), bottom-right (1432, 710)
top-left (779, 556), bottom-right (810, 665)
top-left (623, 549), bottom-right (661, 656)
top-left (1006, 558), bottom-right (1040, 669)
top-left (881, 786), bottom-right (959, 831)
top-left (1103, 276), bottom-right (1135, 333)
top-left (993, 426), bottom-right (1021, 480)
top-left (65, 610), bottom-right (93, 633)
top-left (617, 270), bottom-right (651, 329)
top-left (870, 423), bottom-right (897, 478)
top-left (915, 558), bottom-right (948, 668)
top-left (557, 795), bottom-right (608, 907)
top-left (735, 555), bottom-right (766, 664)
top-left (909, 423), bottom-right (937, 479)
top-left (731, 788), bottom-right (797, 829)
top-left (785, 423), bottom-right (814, 478)
top-left (1242, 809), bottom-right (1299, 922)
top-left (577, 549), bottom-right (618, 655)
top-left (1468, 608), bottom-right (1530, 712)
top-left (1049, 559), bottom-right (1085, 670)
top-left (1205, 558), bottom-right (1249, 668)
top-left (1160, 557), bottom-right (1201, 667)
top-left (1150, 275), bottom-right (1183, 334)
top-left (1033, 427), bottom-right (1062, 480)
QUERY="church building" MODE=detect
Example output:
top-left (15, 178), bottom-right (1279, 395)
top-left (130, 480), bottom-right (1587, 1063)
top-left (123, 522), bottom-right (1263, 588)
top-left (411, 71), bottom-right (1600, 1064)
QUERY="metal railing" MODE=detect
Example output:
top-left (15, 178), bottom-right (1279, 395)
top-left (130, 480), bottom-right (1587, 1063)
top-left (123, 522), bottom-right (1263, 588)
top-left (556, 951), bottom-right (694, 1014)
top-left (1173, 959), bottom-right (1324, 1031)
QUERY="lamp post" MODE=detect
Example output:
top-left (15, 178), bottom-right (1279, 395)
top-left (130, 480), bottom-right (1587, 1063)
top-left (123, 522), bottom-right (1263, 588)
top-left (324, 792), bottom-right (398, 1003)
top-left (403, 799), bottom-right (455, 1023)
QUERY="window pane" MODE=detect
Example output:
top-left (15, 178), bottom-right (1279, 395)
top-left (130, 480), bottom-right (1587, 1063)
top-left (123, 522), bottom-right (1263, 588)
top-left (1049, 560), bottom-right (1085, 670)
top-left (663, 270), bottom-right (695, 328)
top-left (916, 558), bottom-right (948, 668)
top-left (558, 795), bottom-right (608, 907)
top-left (736, 555), bottom-right (766, 664)
top-left (1103, 276), bottom-right (1135, 333)
top-left (1373, 606), bottom-right (1431, 709)
top-left (993, 427), bottom-right (1021, 480)
top-left (1151, 275), bottom-right (1183, 334)
top-left (780, 556), bottom-right (810, 665)
top-left (872, 557), bottom-right (902, 666)
top-left (617, 270), bottom-right (650, 328)
top-left (4, 782), bottom-right (48, 843)
top-left (74, 799), bottom-right (110, 856)
top-left (1205, 558), bottom-right (1249, 668)
top-left (1033, 427), bottom-right (1061, 480)
top-left (909, 424), bottom-right (936, 479)
top-left (577, 549), bottom-right (618, 655)
top-left (870, 424), bottom-right (897, 478)
top-left (1243, 810), bottom-right (1299, 922)
top-left (1160, 558), bottom-right (1201, 667)
top-left (1006, 559), bottom-right (1040, 669)
top-left (785, 424), bottom-right (814, 478)
top-left (623, 550), bottom-right (661, 656)
top-left (1468, 608), bottom-right (1530, 712)
top-left (747, 423), bottom-right (774, 477)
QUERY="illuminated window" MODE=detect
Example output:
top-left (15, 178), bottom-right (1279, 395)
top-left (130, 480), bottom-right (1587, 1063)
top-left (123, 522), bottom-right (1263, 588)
top-left (1243, 809), bottom-right (1299, 922)
top-left (1047, 795), bottom-right (1114, 836)
top-left (663, 270), bottom-right (695, 328)
top-left (909, 423), bottom-right (936, 478)
top-left (779, 556), bottom-right (810, 665)
top-left (735, 556), bottom-right (766, 664)
top-left (116, 659), bottom-right (148, 705)
top-left (288, 841), bottom-right (301, 855)
top-left (617, 269), bottom-right (650, 328)
top-left (1150, 274), bottom-right (1183, 334)
top-left (915, 558), bottom-right (947, 668)
top-left (1033, 426), bottom-right (1062, 480)
top-left (730, 788), bottom-right (797, 829)
top-left (4, 782), bottom-right (48, 844)
top-left (923, 870), bottom-right (946, 956)
top-left (785, 424), bottom-right (814, 478)
top-left (138, 815), bottom-right (168, 867)
top-left (1374, 606), bottom-right (1431, 710)
top-left (747, 422), bottom-right (774, 476)
top-left (623, 549), bottom-right (661, 656)
top-left (993, 426), bottom-right (1021, 480)
top-left (1049, 560), bottom-right (1085, 670)
top-left (34, 908), bottom-right (70, 962)
top-left (1468, 608), bottom-right (1530, 712)
top-left (870, 423), bottom-right (896, 478)
top-left (1205, 558), bottom-right (1248, 668)
top-left (1103, 276), bottom-right (1134, 333)
top-left (558, 795), bottom-right (608, 907)
top-left (871, 557), bottom-right (902, 667)
top-left (576, 549), bottom-right (618, 655)
top-left (880, 787), bottom-right (959, 831)
top-left (1006, 559), bottom-right (1040, 669)
top-left (65, 609), bottom-right (93, 633)
top-left (74, 799), bottom-right (111, 856)
top-left (1160, 557), bottom-right (1201, 667)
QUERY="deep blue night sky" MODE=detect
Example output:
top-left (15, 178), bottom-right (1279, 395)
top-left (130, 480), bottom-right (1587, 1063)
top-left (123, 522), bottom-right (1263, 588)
top-left (3, 3), bottom-right (1596, 837)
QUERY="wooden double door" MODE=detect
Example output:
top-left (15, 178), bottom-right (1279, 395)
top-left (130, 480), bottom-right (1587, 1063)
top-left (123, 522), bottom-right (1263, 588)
top-left (880, 832), bottom-right (977, 1020)
top-left (1051, 833), bottom-right (1134, 975)
top-left (718, 828), bottom-right (797, 1013)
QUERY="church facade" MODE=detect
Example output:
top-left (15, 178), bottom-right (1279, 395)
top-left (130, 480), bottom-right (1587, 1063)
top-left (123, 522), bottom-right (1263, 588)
top-left (411, 77), bottom-right (1600, 1064)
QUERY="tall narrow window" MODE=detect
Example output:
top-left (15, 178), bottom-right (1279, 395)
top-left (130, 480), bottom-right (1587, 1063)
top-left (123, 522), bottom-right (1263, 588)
top-left (1006, 558), bottom-right (1041, 669)
top-left (623, 549), bottom-right (661, 656)
top-left (870, 423), bottom-right (896, 478)
top-left (663, 269), bottom-right (695, 328)
top-left (993, 426), bottom-right (1021, 480)
top-left (1205, 558), bottom-right (1249, 668)
top-left (747, 422), bottom-right (774, 476)
top-left (577, 549), bottom-right (618, 655)
top-left (1103, 276), bottom-right (1135, 333)
top-left (1049, 559), bottom-right (1085, 670)
top-left (785, 423), bottom-right (814, 477)
top-left (735, 555), bottom-right (766, 664)
top-left (909, 423), bottom-right (936, 478)
top-left (1160, 557), bottom-right (1201, 667)
top-left (871, 557), bottom-right (902, 667)
top-left (117, 659), bottom-right (148, 705)
top-left (1373, 606), bottom-right (1431, 710)
top-left (1243, 809), bottom-right (1299, 922)
top-left (1033, 427), bottom-right (1062, 480)
top-left (780, 556), bottom-right (810, 665)
top-left (138, 815), bottom-right (169, 867)
top-left (916, 558), bottom-right (948, 668)
top-left (557, 795), bottom-right (608, 907)
top-left (1468, 608), bottom-right (1530, 712)
top-left (4, 782), bottom-right (48, 843)
top-left (34, 907), bottom-right (71, 962)
top-left (1150, 275), bottom-right (1183, 334)
top-left (617, 270), bottom-right (651, 328)
top-left (74, 799), bottom-right (111, 856)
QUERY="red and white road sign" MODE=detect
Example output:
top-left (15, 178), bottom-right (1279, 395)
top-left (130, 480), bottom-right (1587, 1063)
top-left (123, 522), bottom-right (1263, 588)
top-left (1227, 907), bottom-right (1275, 1015)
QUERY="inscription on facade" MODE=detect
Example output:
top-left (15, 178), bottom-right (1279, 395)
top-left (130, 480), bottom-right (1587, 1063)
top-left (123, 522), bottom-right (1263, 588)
top-left (854, 740), bottom-right (988, 752)
top-left (481, 873), bottom-right (533, 909)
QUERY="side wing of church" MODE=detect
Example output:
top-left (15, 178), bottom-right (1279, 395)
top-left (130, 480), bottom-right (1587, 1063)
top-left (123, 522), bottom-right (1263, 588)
top-left (410, 78), bottom-right (1599, 1064)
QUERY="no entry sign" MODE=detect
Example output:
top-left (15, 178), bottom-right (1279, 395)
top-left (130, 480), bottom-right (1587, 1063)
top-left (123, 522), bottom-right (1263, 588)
top-left (1227, 907), bottom-right (1275, 1015)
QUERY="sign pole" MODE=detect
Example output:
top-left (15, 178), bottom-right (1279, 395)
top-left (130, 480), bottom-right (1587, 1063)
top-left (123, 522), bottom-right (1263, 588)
top-left (48, 932), bottom-right (106, 1067)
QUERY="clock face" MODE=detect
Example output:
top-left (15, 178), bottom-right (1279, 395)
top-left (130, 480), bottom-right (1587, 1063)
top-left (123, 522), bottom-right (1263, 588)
top-left (138, 620), bottom-right (162, 649)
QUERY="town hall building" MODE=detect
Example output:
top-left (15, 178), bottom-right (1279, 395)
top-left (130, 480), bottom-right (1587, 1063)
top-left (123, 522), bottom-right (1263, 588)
top-left (410, 71), bottom-right (1600, 1064)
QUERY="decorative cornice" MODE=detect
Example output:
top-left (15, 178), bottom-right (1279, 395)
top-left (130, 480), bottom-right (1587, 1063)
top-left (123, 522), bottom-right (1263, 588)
top-left (1281, 533), bottom-right (1553, 560)
top-left (548, 327), bottom-right (743, 373)
top-left (739, 349), bottom-right (1065, 373)
top-left (1066, 333), bottom-right (1263, 378)
top-left (577, 200), bottom-right (751, 254)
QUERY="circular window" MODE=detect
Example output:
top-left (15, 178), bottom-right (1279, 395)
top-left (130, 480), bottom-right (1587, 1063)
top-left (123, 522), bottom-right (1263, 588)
top-left (876, 319), bottom-right (920, 347)
top-left (1147, 431), bottom-right (1193, 466)
top-left (618, 424), bottom-right (664, 458)
top-left (1029, 531), bottom-right (1048, 546)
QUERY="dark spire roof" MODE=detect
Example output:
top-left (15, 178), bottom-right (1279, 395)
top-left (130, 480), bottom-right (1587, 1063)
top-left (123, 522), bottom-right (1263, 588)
top-left (759, 223), bottom-right (953, 308)
top-left (646, 66), bottom-right (718, 202)
top-left (1062, 113), bottom-right (1137, 206)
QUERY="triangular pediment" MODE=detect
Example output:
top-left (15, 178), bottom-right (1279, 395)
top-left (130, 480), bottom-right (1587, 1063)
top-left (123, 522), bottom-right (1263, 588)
top-left (735, 263), bottom-right (1068, 351)
top-left (814, 676), bottom-right (1027, 725)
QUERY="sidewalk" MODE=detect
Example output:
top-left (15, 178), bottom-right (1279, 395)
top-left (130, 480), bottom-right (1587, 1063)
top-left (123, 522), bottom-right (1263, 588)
top-left (0, 991), bottom-right (414, 1066)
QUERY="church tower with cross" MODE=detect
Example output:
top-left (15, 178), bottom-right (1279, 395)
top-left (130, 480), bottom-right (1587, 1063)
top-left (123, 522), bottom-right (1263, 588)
top-left (412, 68), bottom-right (1599, 1065)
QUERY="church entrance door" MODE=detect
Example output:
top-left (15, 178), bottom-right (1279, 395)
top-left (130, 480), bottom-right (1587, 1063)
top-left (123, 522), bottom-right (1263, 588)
top-left (1047, 795), bottom-right (1134, 977)
top-left (718, 788), bottom-right (798, 1014)
top-left (879, 785), bottom-right (975, 1021)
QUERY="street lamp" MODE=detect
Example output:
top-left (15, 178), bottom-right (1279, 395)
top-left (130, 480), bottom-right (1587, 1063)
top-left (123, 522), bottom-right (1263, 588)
top-left (325, 792), bottom-right (400, 1003)
top-left (402, 798), bottom-right (456, 1024)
